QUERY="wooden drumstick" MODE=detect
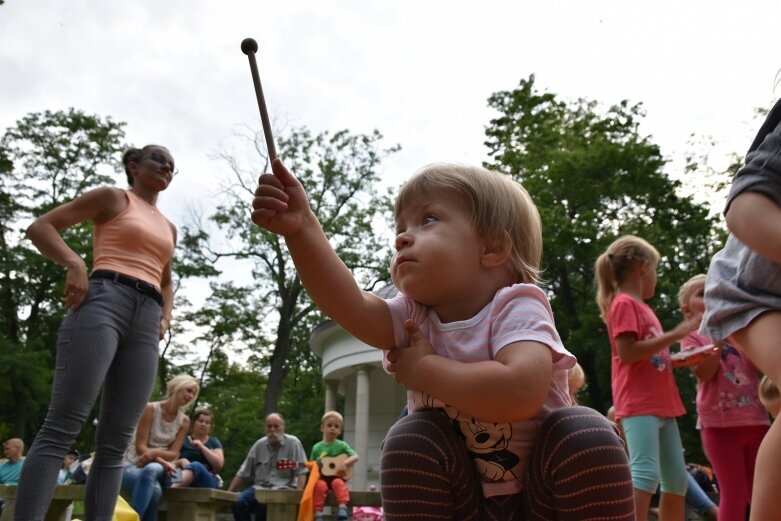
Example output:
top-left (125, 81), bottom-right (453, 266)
top-left (241, 37), bottom-right (277, 161)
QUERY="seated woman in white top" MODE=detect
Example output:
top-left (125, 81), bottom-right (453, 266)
top-left (121, 375), bottom-right (197, 521)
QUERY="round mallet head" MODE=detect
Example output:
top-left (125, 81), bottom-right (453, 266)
top-left (240, 37), bottom-right (277, 161)
top-left (241, 38), bottom-right (258, 55)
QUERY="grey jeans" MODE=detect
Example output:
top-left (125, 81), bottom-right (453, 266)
top-left (15, 277), bottom-right (161, 521)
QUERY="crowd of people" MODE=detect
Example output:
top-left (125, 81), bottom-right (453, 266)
top-left (4, 95), bottom-right (781, 521)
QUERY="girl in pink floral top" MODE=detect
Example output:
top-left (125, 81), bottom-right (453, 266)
top-left (679, 274), bottom-right (769, 521)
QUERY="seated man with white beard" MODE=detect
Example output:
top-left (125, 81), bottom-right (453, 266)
top-left (228, 413), bottom-right (308, 521)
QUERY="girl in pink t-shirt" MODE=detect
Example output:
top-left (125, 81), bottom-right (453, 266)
top-left (678, 274), bottom-right (769, 520)
top-left (596, 235), bottom-right (700, 521)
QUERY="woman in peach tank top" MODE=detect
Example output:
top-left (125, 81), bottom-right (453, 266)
top-left (15, 145), bottom-right (177, 521)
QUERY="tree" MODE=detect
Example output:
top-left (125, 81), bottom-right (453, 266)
top-left (177, 126), bottom-right (398, 421)
top-left (483, 76), bottom-right (725, 461)
top-left (0, 108), bottom-right (126, 441)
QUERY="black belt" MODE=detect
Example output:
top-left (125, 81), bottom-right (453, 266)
top-left (90, 270), bottom-right (163, 305)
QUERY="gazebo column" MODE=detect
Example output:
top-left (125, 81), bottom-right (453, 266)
top-left (354, 365), bottom-right (371, 490)
top-left (324, 379), bottom-right (339, 413)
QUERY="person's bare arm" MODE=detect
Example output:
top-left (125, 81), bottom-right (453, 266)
top-left (154, 456), bottom-right (177, 473)
top-left (154, 417), bottom-right (190, 462)
top-left (296, 473), bottom-right (307, 490)
top-left (387, 321), bottom-right (553, 422)
top-left (726, 192), bottom-right (781, 264)
top-left (336, 454), bottom-right (359, 479)
top-left (227, 475), bottom-right (244, 492)
top-left (343, 454), bottom-right (359, 467)
top-left (26, 186), bottom-right (126, 310)
top-left (615, 314), bottom-right (700, 363)
top-left (133, 404), bottom-right (156, 466)
top-left (690, 345), bottom-right (722, 382)
top-left (251, 159), bottom-right (395, 348)
top-left (190, 437), bottom-right (225, 471)
top-left (158, 223), bottom-right (177, 340)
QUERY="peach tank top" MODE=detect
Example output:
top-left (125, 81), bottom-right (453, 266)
top-left (93, 190), bottom-right (175, 289)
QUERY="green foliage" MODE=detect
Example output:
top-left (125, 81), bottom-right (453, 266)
top-left (484, 76), bottom-right (725, 463)
top-left (0, 108), bottom-right (126, 444)
top-left (167, 126), bottom-right (397, 467)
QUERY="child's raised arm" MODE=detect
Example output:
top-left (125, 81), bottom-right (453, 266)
top-left (251, 159), bottom-right (396, 348)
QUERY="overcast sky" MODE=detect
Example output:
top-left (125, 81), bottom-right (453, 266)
top-left (2, 1), bottom-right (781, 293)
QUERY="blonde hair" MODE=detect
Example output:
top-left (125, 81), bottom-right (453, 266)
top-left (395, 163), bottom-right (543, 284)
top-left (759, 375), bottom-right (780, 408)
top-left (595, 235), bottom-right (660, 322)
top-left (567, 363), bottom-right (586, 404)
top-left (165, 374), bottom-right (199, 410)
top-left (4, 438), bottom-right (24, 452)
top-left (321, 410), bottom-right (344, 427)
top-left (678, 274), bottom-right (706, 310)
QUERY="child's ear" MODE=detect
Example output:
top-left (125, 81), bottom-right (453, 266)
top-left (481, 231), bottom-right (512, 268)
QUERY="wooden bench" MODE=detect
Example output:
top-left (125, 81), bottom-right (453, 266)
top-left (255, 489), bottom-right (382, 521)
top-left (159, 487), bottom-right (237, 521)
top-left (0, 484), bottom-right (237, 521)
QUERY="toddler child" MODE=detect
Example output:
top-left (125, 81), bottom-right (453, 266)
top-left (252, 160), bottom-right (634, 519)
top-left (310, 411), bottom-right (359, 521)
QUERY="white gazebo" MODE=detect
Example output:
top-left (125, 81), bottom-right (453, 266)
top-left (310, 287), bottom-right (406, 490)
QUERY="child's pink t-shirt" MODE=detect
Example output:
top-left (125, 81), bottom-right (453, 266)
top-left (383, 283), bottom-right (575, 498)
top-left (607, 293), bottom-right (685, 420)
top-left (681, 332), bottom-right (769, 429)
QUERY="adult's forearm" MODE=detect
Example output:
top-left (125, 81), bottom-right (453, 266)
top-left (228, 475), bottom-right (243, 492)
top-left (26, 221), bottom-right (85, 269)
top-left (202, 447), bottom-right (224, 470)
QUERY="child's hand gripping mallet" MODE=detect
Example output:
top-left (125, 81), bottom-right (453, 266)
top-left (241, 37), bottom-right (277, 161)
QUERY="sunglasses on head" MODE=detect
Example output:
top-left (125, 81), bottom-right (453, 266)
top-left (144, 152), bottom-right (177, 175)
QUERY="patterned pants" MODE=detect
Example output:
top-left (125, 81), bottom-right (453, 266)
top-left (380, 406), bottom-right (635, 520)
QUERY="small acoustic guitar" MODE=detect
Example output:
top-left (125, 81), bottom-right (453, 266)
top-left (276, 453), bottom-right (353, 480)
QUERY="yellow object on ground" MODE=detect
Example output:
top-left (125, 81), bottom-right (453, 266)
top-left (72, 496), bottom-right (139, 521)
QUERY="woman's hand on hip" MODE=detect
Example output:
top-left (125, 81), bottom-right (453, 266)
top-left (159, 317), bottom-right (170, 340)
top-left (63, 262), bottom-right (89, 311)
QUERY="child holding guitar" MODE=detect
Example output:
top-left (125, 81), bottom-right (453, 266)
top-left (309, 411), bottom-right (359, 521)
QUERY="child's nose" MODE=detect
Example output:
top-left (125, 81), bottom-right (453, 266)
top-left (395, 232), bottom-right (412, 251)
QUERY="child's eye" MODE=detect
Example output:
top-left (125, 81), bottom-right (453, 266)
top-left (422, 214), bottom-right (437, 225)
